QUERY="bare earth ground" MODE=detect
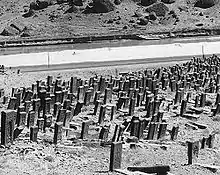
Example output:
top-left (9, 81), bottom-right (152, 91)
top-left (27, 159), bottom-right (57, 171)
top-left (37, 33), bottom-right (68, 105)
top-left (0, 0), bottom-right (220, 40)
top-left (0, 62), bottom-right (220, 175)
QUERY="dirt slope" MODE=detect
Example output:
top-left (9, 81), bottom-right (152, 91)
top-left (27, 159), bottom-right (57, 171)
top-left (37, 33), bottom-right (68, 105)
top-left (0, 0), bottom-right (220, 39)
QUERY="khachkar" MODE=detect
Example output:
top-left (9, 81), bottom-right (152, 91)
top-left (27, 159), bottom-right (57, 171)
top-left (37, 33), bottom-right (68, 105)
top-left (0, 54), bottom-right (219, 173)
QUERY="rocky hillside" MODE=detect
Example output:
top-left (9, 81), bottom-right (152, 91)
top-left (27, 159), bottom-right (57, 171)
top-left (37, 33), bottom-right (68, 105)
top-left (0, 0), bottom-right (220, 39)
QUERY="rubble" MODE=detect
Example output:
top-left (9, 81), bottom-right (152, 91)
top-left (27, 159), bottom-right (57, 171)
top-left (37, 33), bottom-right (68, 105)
top-left (145, 2), bottom-right (169, 17)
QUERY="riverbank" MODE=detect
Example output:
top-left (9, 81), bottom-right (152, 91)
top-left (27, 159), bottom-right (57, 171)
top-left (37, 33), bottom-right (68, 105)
top-left (0, 27), bottom-right (220, 49)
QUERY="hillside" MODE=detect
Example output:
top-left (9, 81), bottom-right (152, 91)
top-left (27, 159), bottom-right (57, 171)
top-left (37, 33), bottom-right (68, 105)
top-left (0, 0), bottom-right (220, 40)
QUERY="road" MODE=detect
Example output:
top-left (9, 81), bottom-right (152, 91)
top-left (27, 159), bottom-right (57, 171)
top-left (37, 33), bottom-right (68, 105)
top-left (1, 36), bottom-right (220, 72)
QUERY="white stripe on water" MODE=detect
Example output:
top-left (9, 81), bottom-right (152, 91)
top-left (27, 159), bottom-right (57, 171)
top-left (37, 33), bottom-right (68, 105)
top-left (1, 40), bottom-right (220, 67)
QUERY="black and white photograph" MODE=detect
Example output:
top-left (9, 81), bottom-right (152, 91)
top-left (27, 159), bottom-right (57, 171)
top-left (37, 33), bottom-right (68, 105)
top-left (0, 0), bottom-right (219, 174)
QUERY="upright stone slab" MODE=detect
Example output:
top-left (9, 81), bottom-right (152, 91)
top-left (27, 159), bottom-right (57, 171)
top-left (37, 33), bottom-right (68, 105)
top-left (147, 122), bottom-right (158, 140)
top-left (53, 102), bottom-right (62, 119)
top-left (62, 89), bottom-right (68, 102)
top-left (1, 110), bottom-right (16, 146)
top-left (22, 90), bottom-right (33, 103)
top-left (112, 124), bottom-right (119, 142)
top-left (70, 77), bottom-right (78, 93)
top-left (123, 80), bottom-right (129, 92)
top-left (170, 79), bottom-right (176, 92)
top-left (43, 98), bottom-right (51, 117)
top-left (33, 98), bottom-right (41, 118)
top-left (44, 114), bottom-right (52, 128)
top-left (116, 125), bottom-right (125, 142)
top-left (195, 95), bottom-right (199, 108)
top-left (30, 126), bottom-right (38, 142)
top-left (93, 83), bottom-right (99, 95)
top-left (99, 126), bottom-right (109, 141)
top-left (104, 88), bottom-right (112, 104)
top-left (93, 100), bottom-right (102, 115)
top-left (128, 98), bottom-right (135, 116)
top-left (64, 110), bottom-right (72, 128)
top-left (74, 101), bottom-right (84, 116)
top-left (98, 105), bottom-right (106, 125)
top-left (76, 83), bottom-right (84, 98)
top-left (130, 120), bottom-right (139, 138)
top-left (153, 100), bottom-right (160, 115)
top-left (56, 109), bottom-right (67, 123)
top-left (171, 126), bottom-right (179, 141)
top-left (63, 99), bottom-right (71, 109)
top-left (67, 93), bottom-right (73, 103)
top-left (187, 140), bottom-right (200, 165)
top-left (109, 142), bottom-right (122, 171)
top-left (157, 111), bottom-right (163, 122)
top-left (215, 93), bottom-right (220, 105)
top-left (24, 101), bottom-right (31, 115)
top-left (3, 96), bottom-right (8, 104)
top-left (55, 91), bottom-right (62, 103)
top-left (138, 118), bottom-right (145, 139)
top-left (54, 122), bottom-right (63, 144)
top-left (7, 97), bottom-right (17, 110)
top-left (110, 105), bottom-right (116, 121)
top-left (27, 111), bottom-right (35, 128)
top-left (136, 93), bottom-right (143, 107)
top-left (200, 93), bottom-right (206, 107)
top-left (80, 121), bottom-right (90, 139)
top-left (208, 133), bottom-right (215, 148)
top-left (47, 75), bottom-right (53, 87)
top-left (174, 91), bottom-right (181, 104)
top-left (146, 101), bottom-right (154, 118)
top-left (214, 103), bottom-right (220, 116)
top-left (37, 118), bottom-right (44, 132)
top-left (84, 90), bottom-right (92, 106)
top-left (145, 93), bottom-right (154, 111)
top-left (157, 123), bottom-right (168, 139)
top-left (14, 92), bottom-right (21, 109)
top-left (18, 112), bottom-right (26, 127)
top-left (93, 91), bottom-right (101, 104)
top-left (180, 100), bottom-right (187, 116)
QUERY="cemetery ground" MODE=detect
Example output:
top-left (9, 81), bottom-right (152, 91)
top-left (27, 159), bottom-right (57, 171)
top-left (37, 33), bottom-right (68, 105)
top-left (0, 60), bottom-right (220, 175)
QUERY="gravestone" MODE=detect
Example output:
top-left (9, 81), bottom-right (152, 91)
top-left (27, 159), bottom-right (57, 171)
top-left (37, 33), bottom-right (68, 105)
top-left (147, 122), bottom-right (158, 140)
top-left (33, 98), bottom-right (41, 118)
top-left (63, 99), bottom-right (71, 109)
top-left (54, 122), bottom-right (63, 144)
top-left (180, 99), bottom-right (187, 116)
top-left (18, 112), bottom-right (26, 127)
top-left (1, 110), bottom-right (16, 146)
top-left (7, 97), bottom-right (17, 110)
top-left (56, 109), bottom-right (67, 123)
top-left (54, 102), bottom-right (62, 119)
top-left (30, 126), bottom-right (38, 142)
top-left (171, 126), bottom-right (179, 140)
top-left (37, 118), bottom-right (44, 132)
top-left (109, 142), bottom-right (122, 171)
top-left (74, 101), bottom-right (84, 116)
top-left (157, 123), bottom-right (167, 139)
top-left (44, 114), bottom-right (52, 128)
top-left (98, 105), bottom-right (106, 125)
top-left (187, 140), bottom-right (200, 165)
top-left (128, 98), bottom-right (135, 116)
top-left (130, 120), bottom-right (139, 138)
top-left (64, 110), bottom-right (72, 128)
top-left (80, 121), bottom-right (90, 139)
top-left (200, 93), bottom-right (206, 107)
top-left (27, 111), bottom-right (35, 128)
top-left (55, 91), bottom-right (62, 103)
top-left (99, 126), bottom-right (109, 141)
